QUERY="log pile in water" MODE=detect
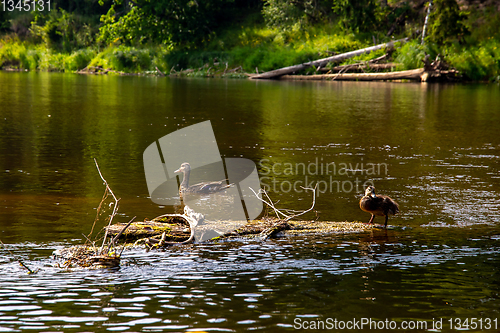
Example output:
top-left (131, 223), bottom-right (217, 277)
top-left (103, 216), bottom-right (378, 247)
top-left (52, 218), bottom-right (378, 268)
top-left (50, 166), bottom-right (379, 270)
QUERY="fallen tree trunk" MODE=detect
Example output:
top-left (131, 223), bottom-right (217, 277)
top-left (279, 68), bottom-right (460, 82)
top-left (279, 68), bottom-right (425, 81)
top-left (103, 218), bottom-right (377, 245)
top-left (250, 38), bottom-right (408, 80)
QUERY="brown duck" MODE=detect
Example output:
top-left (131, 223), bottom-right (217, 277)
top-left (174, 162), bottom-right (233, 197)
top-left (359, 186), bottom-right (399, 228)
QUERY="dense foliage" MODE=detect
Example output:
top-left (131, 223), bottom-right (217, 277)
top-left (97, 0), bottom-right (245, 47)
top-left (0, 0), bottom-right (499, 81)
top-left (262, 0), bottom-right (383, 32)
top-left (427, 0), bottom-right (468, 44)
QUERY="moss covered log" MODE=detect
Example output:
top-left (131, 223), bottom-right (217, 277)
top-left (104, 217), bottom-right (379, 245)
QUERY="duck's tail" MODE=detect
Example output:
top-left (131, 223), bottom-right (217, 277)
top-left (391, 201), bottom-right (400, 215)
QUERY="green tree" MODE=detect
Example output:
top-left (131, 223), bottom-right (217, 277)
top-left (332, 0), bottom-right (382, 32)
top-left (262, 0), bottom-right (330, 29)
top-left (262, 0), bottom-right (384, 33)
top-left (54, 0), bottom-right (110, 17)
top-left (427, 0), bottom-right (468, 44)
top-left (98, 0), bottom-right (247, 48)
top-left (0, 9), bottom-right (10, 32)
top-left (30, 9), bottom-right (98, 51)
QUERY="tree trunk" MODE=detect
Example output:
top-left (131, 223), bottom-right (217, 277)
top-left (278, 68), bottom-right (425, 81)
top-left (421, 0), bottom-right (433, 44)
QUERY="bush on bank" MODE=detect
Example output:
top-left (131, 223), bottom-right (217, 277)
top-left (0, 0), bottom-right (499, 81)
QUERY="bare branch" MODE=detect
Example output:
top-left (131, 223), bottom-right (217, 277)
top-left (93, 158), bottom-right (120, 255)
top-left (0, 239), bottom-right (38, 274)
top-left (282, 184), bottom-right (317, 222)
top-left (250, 184), bottom-right (317, 223)
top-left (103, 216), bottom-right (136, 255)
top-left (249, 187), bottom-right (288, 219)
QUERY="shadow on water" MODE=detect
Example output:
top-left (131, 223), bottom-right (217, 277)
top-left (0, 72), bottom-right (499, 331)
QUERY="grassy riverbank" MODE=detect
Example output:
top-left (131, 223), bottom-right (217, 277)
top-left (1, 1), bottom-right (499, 81)
top-left (0, 26), bottom-right (374, 74)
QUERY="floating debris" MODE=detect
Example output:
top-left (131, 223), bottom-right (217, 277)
top-left (53, 246), bottom-right (120, 269)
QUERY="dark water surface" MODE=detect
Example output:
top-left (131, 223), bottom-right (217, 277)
top-left (0, 72), bottom-right (499, 332)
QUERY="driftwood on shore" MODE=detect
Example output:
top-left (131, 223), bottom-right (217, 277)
top-left (247, 37), bottom-right (460, 82)
top-left (284, 68), bottom-right (424, 81)
top-left (278, 68), bottom-right (459, 82)
top-left (276, 51), bottom-right (460, 82)
top-left (250, 38), bottom-right (408, 80)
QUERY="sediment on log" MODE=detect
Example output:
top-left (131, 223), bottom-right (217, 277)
top-left (53, 219), bottom-right (380, 265)
top-left (208, 219), bottom-right (380, 242)
top-left (104, 215), bottom-right (192, 242)
top-left (53, 219), bottom-right (382, 267)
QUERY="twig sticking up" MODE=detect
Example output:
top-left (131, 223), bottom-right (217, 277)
top-left (103, 216), bottom-right (136, 255)
top-left (111, 216), bottom-right (136, 246)
top-left (250, 184), bottom-right (318, 240)
top-left (93, 158), bottom-right (121, 255)
top-left (250, 184), bottom-right (318, 223)
top-left (0, 239), bottom-right (38, 274)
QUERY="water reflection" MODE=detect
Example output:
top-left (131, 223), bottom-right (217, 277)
top-left (0, 231), bottom-right (499, 332)
top-left (0, 73), bottom-right (499, 331)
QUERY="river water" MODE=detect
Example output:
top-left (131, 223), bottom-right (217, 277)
top-left (0, 72), bottom-right (499, 332)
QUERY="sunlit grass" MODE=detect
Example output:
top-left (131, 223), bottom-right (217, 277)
top-left (200, 24), bottom-right (372, 73)
top-left (444, 39), bottom-right (500, 81)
